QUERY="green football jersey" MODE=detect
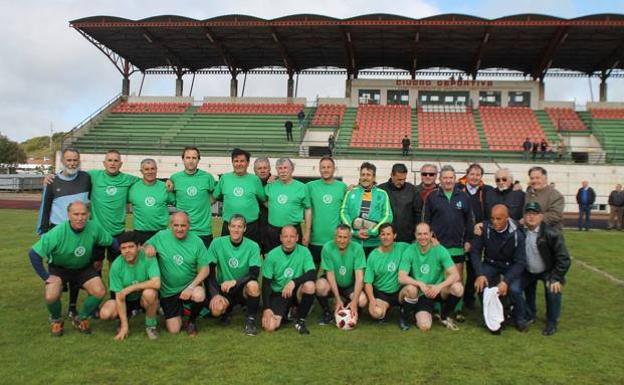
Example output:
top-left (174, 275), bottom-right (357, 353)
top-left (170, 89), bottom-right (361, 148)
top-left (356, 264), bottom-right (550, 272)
top-left (262, 244), bottom-right (315, 293)
top-left (320, 240), bottom-right (366, 288)
top-left (399, 244), bottom-right (455, 286)
top-left (170, 169), bottom-right (216, 236)
top-left (364, 242), bottom-right (410, 293)
top-left (306, 179), bottom-right (347, 246)
top-left (128, 180), bottom-right (175, 231)
top-left (32, 220), bottom-right (113, 270)
top-left (88, 169), bottom-right (139, 235)
top-left (213, 172), bottom-right (266, 222)
top-left (145, 229), bottom-right (210, 297)
top-left (206, 236), bottom-right (262, 283)
top-left (265, 179), bottom-right (311, 227)
top-left (109, 250), bottom-right (161, 301)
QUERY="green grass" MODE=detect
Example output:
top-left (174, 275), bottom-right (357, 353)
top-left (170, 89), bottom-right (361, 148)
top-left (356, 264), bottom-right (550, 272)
top-left (1, 209), bottom-right (623, 385)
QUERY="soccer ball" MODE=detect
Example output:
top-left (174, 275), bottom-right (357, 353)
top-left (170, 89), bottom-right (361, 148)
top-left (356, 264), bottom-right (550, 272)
top-left (335, 309), bottom-right (356, 330)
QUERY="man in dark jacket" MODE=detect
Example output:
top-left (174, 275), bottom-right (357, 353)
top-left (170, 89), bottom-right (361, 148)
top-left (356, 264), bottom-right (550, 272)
top-left (379, 163), bottom-right (421, 243)
top-left (522, 137), bottom-right (532, 160)
top-left (459, 163), bottom-right (493, 311)
top-left (484, 168), bottom-right (525, 221)
top-left (471, 204), bottom-right (528, 332)
top-left (608, 184), bottom-right (624, 230)
top-left (424, 165), bottom-right (474, 318)
top-left (415, 163), bottom-right (438, 221)
top-left (401, 136), bottom-right (411, 156)
top-left (522, 202), bottom-right (571, 336)
top-left (576, 181), bottom-right (596, 231)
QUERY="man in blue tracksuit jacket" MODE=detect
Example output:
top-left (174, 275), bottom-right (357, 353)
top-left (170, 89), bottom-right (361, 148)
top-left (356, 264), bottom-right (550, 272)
top-left (470, 204), bottom-right (528, 333)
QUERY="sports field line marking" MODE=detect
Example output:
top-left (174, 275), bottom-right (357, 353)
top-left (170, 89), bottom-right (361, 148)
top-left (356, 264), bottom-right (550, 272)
top-left (573, 257), bottom-right (624, 286)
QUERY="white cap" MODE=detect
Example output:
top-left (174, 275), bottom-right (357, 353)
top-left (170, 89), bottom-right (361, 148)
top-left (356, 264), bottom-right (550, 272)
top-left (482, 287), bottom-right (504, 332)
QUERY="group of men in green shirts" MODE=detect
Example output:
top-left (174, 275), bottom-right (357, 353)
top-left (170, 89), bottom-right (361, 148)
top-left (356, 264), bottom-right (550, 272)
top-left (29, 146), bottom-right (472, 338)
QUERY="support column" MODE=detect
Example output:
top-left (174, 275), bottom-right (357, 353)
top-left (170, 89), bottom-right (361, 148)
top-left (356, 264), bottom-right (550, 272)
top-left (175, 75), bottom-right (183, 97)
top-left (230, 77), bottom-right (238, 97)
top-left (599, 78), bottom-right (608, 102)
top-left (538, 79), bottom-right (545, 102)
top-left (345, 75), bottom-right (352, 98)
top-left (121, 77), bottom-right (130, 96)
top-left (287, 71), bottom-right (294, 99)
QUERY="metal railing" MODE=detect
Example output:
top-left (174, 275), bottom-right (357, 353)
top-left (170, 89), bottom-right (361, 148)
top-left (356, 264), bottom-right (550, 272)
top-left (62, 93), bottom-right (123, 149)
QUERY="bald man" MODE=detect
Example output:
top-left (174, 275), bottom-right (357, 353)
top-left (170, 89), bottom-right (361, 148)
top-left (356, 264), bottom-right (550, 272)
top-left (29, 201), bottom-right (112, 336)
top-left (144, 212), bottom-right (210, 336)
top-left (470, 204), bottom-right (528, 333)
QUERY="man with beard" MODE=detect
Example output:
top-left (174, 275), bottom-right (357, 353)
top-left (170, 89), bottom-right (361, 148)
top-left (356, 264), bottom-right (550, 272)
top-left (484, 168), bottom-right (525, 222)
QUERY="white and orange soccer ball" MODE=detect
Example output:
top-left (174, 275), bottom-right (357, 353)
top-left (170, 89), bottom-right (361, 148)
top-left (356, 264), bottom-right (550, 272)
top-left (335, 308), bottom-right (356, 330)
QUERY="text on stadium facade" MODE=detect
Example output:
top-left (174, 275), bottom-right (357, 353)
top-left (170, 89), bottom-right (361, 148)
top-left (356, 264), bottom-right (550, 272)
top-left (395, 80), bottom-right (494, 88)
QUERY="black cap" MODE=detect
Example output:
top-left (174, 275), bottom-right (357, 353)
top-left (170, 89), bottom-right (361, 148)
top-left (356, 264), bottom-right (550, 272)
top-left (524, 202), bottom-right (542, 213)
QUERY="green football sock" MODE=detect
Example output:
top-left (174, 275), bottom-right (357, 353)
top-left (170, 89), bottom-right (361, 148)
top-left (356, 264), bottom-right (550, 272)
top-left (79, 295), bottom-right (103, 320)
top-left (145, 317), bottom-right (157, 328)
top-left (46, 300), bottom-right (62, 320)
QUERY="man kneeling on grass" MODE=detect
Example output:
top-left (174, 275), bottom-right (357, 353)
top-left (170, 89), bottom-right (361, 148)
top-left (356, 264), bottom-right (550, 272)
top-left (29, 201), bottom-right (112, 336)
top-left (144, 212), bottom-right (210, 336)
top-left (99, 231), bottom-right (161, 340)
top-left (262, 225), bottom-right (316, 335)
top-left (206, 214), bottom-right (262, 336)
top-left (398, 223), bottom-right (464, 331)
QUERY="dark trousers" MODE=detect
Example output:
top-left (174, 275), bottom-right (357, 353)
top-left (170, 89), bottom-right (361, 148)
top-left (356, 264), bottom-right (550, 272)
top-left (523, 271), bottom-right (562, 327)
top-left (480, 263), bottom-right (526, 324)
top-left (94, 232), bottom-right (122, 263)
top-left (286, 130), bottom-right (293, 141)
top-left (578, 204), bottom-right (591, 230)
top-left (463, 252), bottom-right (477, 307)
top-left (221, 220), bottom-right (260, 244)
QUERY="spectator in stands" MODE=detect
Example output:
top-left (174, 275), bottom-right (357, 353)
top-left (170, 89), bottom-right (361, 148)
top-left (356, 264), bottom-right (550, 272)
top-left (424, 165), bottom-right (474, 321)
top-left (557, 137), bottom-right (566, 161)
top-left (540, 139), bottom-right (548, 159)
top-left (254, 157), bottom-right (273, 254)
top-left (522, 202), bottom-right (571, 336)
top-left (525, 167), bottom-right (564, 230)
top-left (379, 163), bottom-right (422, 244)
top-left (37, 148), bottom-right (91, 320)
top-left (607, 184), bottom-right (624, 231)
top-left (484, 168), bottom-right (525, 221)
top-left (522, 137), bottom-right (532, 160)
top-left (328, 134), bottom-right (336, 156)
top-left (471, 204), bottom-right (528, 333)
top-left (353, 122), bottom-right (360, 132)
top-left (459, 163), bottom-right (492, 311)
top-left (284, 120), bottom-right (294, 142)
top-left (297, 109), bottom-right (306, 128)
top-left (532, 140), bottom-right (540, 160)
top-left (415, 164), bottom-right (439, 220)
top-left (575, 181), bottom-right (596, 231)
top-left (401, 135), bottom-right (411, 157)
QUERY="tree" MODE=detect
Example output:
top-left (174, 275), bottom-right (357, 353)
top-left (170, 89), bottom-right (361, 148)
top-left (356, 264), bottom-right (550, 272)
top-left (0, 134), bottom-right (27, 164)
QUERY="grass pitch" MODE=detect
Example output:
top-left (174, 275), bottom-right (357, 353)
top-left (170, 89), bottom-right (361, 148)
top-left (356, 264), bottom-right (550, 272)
top-left (1, 209), bottom-right (623, 385)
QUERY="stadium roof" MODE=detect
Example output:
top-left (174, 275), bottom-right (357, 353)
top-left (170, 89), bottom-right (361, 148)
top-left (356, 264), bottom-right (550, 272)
top-left (70, 13), bottom-right (624, 79)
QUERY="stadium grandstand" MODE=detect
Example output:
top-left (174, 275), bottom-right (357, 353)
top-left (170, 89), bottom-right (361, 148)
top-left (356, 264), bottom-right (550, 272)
top-left (62, 13), bottom-right (624, 212)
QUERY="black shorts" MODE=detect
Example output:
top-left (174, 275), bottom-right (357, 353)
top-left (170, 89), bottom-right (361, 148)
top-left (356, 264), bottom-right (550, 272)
top-left (309, 244), bottom-right (323, 266)
top-left (221, 220), bottom-right (260, 245)
top-left (49, 265), bottom-right (99, 288)
top-left (94, 232), bottom-right (123, 263)
top-left (338, 285), bottom-right (355, 301)
top-left (373, 288), bottom-right (400, 307)
top-left (125, 299), bottom-right (144, 316)
top-left (160, 293), bottom-right (191, 320)
top-left (199, 235), bottom-right (213, 249)
top-left (214, 283), bottom-right (248, 308)
top-left (267, 282), bottom-right (303, 318)
top-left (451, 254), bottom-right (466, 264)
top-left (414, 295), bottom-right (443, 314)
top-left (265, 223), bottom-right (303, 253)
top-left (133, 230), bottom-right (158, 245)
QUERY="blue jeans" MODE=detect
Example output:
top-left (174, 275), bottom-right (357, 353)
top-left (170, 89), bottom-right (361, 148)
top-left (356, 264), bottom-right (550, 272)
top-left (578, 205), bottom-right (591, 230)
top-left (480, 263), bottom-right (527, 324)
top-left (523, 271), bottom-right (562, 327)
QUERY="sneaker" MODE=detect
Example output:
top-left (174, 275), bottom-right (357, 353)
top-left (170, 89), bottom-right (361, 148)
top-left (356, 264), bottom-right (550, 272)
top-left (186, 321), bottom-right (198, 337)
top-left (294, 319), bottom-right (310, 335)
top-left (440, 318), bottom-right (460, 331)
top-left (219, 313), bottom-right (232, 326)
top-left (72, 318), bottom-right (91, 334)
top-left (526, 317), bottom-right (536, 326)
top-left (244, 317), bottom-right (258, 336)
top-left (399, 317), bottom-right (411, 331)
top-left (376, 316), bottom-right (387, 325)
top-left (67, 308), bottom-right (78, 320)
top-left (515, 321), bottom-right (529, 333)
top-left (542, 324), bottom-right (557, 336)
top-left (145, 326), bottom-right (159, 340)
top-left (455, 312), bottom-right (466, 323)
top-left (50, 320), bottom-right (64, 337)
top-left (318, 311), bottom-right (334, 326)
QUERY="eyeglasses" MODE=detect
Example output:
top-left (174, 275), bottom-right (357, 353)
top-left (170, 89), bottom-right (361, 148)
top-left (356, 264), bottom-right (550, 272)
top-left (421, 172), bottom-right (436, 177)
top-left (495, 178), bottom-right (508, 182)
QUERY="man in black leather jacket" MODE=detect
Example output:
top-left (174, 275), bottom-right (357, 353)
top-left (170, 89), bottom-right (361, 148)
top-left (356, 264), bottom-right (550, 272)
top-left (379, 163), bottom-right (421, 243)
top-left (522, 202), bottom-right (571, 336)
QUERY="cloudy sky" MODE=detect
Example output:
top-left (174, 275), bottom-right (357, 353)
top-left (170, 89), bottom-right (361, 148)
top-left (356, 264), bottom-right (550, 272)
top-left (2, 0), bottom-right (624, 142)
